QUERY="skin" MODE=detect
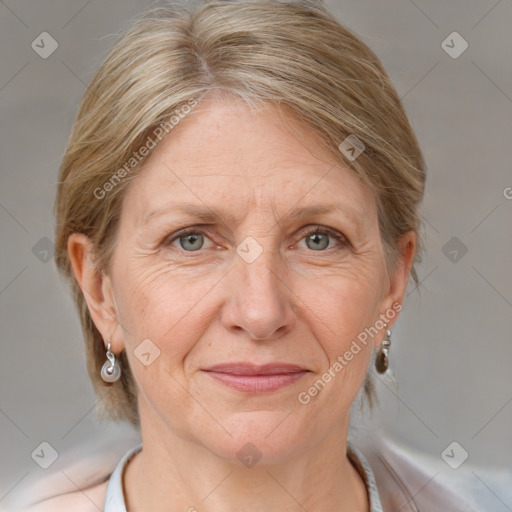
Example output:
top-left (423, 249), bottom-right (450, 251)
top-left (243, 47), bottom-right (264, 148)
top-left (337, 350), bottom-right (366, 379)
top-left (69, 98), bottom-right (415, 512)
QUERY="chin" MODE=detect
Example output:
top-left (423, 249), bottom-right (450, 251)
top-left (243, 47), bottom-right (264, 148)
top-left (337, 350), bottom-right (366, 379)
top-left (198, 411), bottom-right (310, 467)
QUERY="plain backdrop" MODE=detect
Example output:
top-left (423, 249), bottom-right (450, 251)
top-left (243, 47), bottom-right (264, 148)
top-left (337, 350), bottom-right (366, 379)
top-left (1, 0), bottom-right (511, 510)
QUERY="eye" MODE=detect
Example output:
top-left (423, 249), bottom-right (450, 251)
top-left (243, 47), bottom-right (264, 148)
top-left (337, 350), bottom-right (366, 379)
top-left (299, 227), bottom-right (348, 251)
top-left (165, 228), bottom-right (215, 252)
top-left (162, 225), bottom-right (348, 254)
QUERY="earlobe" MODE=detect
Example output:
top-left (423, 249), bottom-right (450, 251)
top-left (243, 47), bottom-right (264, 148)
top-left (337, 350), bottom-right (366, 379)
top-left (67, 233), bottom-right (121, 351)
top-left (378, 231), bottom-right (416, 334)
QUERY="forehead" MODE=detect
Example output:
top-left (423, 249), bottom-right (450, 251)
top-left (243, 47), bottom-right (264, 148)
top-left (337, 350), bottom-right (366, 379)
top-left (121, 98), bottom-right (376, 225)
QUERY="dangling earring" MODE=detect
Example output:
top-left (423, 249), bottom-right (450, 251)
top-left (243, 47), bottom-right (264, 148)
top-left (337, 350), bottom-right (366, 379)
top-left (375, 325), bottom-right (392, 374)
top-left (100, 342), bottom-right (121, 382)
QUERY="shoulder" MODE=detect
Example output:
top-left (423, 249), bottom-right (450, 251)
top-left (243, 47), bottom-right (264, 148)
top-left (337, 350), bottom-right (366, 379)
top-left (3, 434), bottom-right (140, 512)
top-left (18, 481), bottom-right (109, 512)
top-left (356, 435), bottom-right (480, 512)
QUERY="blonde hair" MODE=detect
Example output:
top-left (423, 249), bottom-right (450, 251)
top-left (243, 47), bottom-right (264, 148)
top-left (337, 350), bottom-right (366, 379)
top-left (55, 0), bottom-right (426, 426)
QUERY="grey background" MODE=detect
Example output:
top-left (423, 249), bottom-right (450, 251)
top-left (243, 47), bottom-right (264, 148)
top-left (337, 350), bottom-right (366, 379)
top-left (1, 0), bottom-right (511, 510)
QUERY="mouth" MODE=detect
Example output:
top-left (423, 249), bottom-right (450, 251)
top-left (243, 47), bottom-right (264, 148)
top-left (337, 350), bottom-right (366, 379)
top-left (201, 363), bottom-right (309, 393)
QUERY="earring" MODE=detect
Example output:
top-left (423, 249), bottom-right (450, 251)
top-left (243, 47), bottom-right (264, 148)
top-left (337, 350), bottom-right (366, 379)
top-left (375, 325), bottom-right (392, 374)
top-left (100, 342), bottom-right (121, 383)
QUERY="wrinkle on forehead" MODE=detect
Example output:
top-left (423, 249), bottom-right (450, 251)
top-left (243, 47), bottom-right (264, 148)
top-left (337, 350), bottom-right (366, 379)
top-left (119, 98), bottom-right (376, 236)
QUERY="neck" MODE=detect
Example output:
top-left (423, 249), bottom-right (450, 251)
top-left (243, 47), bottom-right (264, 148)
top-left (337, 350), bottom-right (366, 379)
top-left (124, 406), bottom-right (368, 512)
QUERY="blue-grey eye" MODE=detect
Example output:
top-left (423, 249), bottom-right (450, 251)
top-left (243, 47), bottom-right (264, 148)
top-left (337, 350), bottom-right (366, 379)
top-left (179, 233), bottom-right (204, 251)
top-left (305, 232), bottom-right (330, 250)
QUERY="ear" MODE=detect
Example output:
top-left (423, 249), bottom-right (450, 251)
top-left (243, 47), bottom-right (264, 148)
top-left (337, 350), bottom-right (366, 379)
top-left (375, 231), bottom-right (416, 345)
top-left (67, 233), bottom-right (124, 353)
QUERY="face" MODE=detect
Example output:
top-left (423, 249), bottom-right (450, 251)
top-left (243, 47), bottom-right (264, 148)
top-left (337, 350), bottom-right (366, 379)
top-left (74, 98), bottom-right (413, 465)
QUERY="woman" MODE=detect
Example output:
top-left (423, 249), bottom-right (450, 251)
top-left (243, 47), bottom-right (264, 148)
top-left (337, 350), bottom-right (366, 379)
top-left (14, 1), bottom-right (479, 510)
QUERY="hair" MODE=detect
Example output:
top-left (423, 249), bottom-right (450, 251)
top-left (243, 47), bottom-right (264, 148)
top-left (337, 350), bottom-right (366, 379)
top-left (55, 0), bottom-right (426, 427)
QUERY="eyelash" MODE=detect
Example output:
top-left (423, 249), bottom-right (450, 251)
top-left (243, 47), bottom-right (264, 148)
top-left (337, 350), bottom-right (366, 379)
top-left (162, 225), bottom-right (350, 253)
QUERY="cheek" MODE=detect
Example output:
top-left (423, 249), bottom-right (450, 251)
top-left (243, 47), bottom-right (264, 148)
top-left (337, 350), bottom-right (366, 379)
top-left (112, 259), bottom-right (222, 366)
top-left (292, 269), bottom-right (383, 410)
top-left (111, 261), bottom-right (225, 432)
top-left (299, 269), bottom-right (383, 355)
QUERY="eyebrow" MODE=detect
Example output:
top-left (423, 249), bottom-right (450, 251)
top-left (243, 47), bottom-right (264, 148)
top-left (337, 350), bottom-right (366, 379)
top-left (141, 202), bottom-right (364, 229)
top-left (284, 204), bottom-right (363, 225)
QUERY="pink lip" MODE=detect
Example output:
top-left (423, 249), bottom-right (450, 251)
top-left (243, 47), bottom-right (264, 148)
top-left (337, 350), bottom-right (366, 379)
top-left (202, 363), bottom-right (309, 393)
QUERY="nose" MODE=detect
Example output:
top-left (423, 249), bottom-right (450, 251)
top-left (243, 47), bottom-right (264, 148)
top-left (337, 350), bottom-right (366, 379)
top-left (220, 249), bottom-right (296, 342)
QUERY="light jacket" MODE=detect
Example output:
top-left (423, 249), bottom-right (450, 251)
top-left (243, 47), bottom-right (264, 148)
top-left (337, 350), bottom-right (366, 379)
top-left (4, 434), bottom-right (481, 511)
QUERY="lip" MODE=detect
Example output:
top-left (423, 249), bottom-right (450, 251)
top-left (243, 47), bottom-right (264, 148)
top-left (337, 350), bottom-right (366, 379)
top-left (202, 363), bottom-right (309, 393)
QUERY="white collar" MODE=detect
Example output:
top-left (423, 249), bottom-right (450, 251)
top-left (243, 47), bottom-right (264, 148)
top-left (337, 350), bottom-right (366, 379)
top-left (104, 441), bottom-right (383, 511)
